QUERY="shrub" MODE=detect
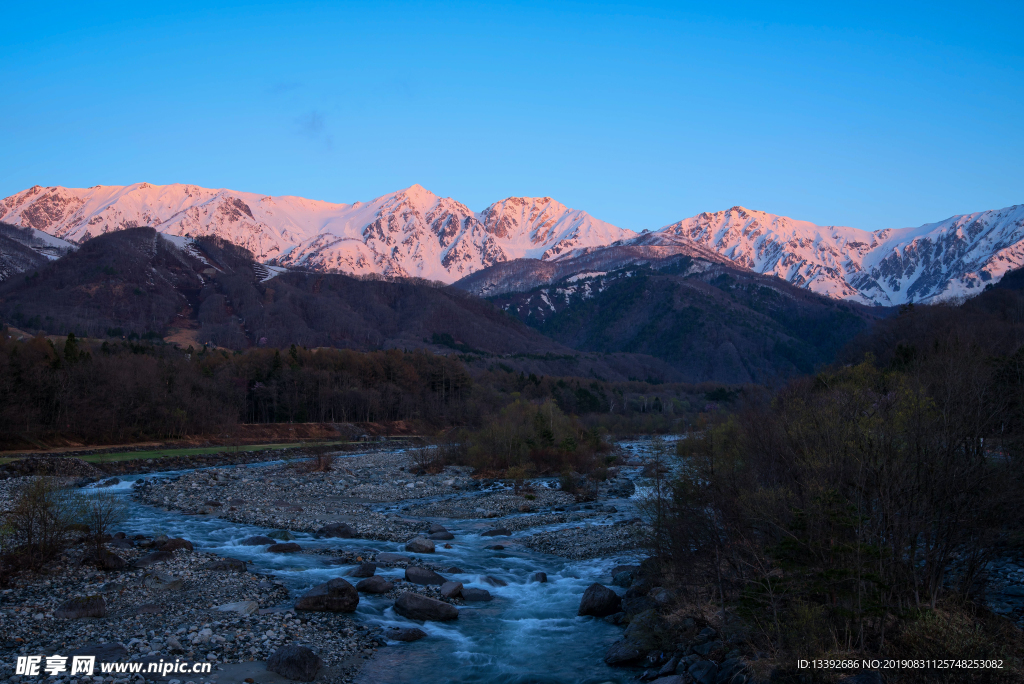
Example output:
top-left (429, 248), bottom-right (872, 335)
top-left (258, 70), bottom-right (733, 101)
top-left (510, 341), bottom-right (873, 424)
top-left (3, 478), bottom-right (81, 571)
top-left (78, 491), bottom-right (128, 554)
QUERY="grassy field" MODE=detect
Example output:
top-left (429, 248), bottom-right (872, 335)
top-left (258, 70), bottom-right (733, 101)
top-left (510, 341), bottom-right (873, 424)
top-left (0, 440), bottom-right (362, 465)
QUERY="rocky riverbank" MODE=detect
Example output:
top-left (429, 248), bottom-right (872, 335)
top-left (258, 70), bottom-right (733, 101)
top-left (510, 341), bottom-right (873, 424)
top-left (0, 537), bottom-right (392, 684)
top-left (129, 451), bottom-right (645, 559)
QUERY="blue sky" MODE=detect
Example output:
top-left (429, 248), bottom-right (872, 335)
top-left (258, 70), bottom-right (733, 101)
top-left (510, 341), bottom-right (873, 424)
top-left (2, 1), bottom-right (1021, 231)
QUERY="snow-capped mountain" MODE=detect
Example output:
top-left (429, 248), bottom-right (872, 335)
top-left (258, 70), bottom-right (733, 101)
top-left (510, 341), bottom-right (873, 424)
top-left (634, 205), bottom-right (1024, 305)
top-left (0, 183), bottom-right (635, 283)
top-left (1, 182), bottom-right (1021, 305)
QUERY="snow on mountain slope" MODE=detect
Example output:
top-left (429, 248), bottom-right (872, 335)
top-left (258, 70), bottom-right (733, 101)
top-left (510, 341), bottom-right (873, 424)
top-left (0, 183), bottom-right (636, 283)
top-left (2, 182), bottom-right (1021, 305)
top-left (642, 204), bottom-right (1024, 305)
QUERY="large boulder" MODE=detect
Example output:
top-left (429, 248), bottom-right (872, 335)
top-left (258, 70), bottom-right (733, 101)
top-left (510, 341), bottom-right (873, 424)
top-left (428, 523), bottom-right (449, 534)
top-left (202, 559), bottom-right (247, 572)
top-left (440, 581), bottom-right (463, 598)
top-left (268, 530), bottom-right (296, 540)
top-left (294, 578), bottom-right (359, 612)
top-left (482, 575), bottom-right (507, 587)
top-left (159, 538), bottom-right (193, 553)
top-left (428, 531), bottom-right (455, 540)
top-left (405, 537), bottom-right (435, 553)
top-left (267, 542), bottom-right (302, 553)
top-left (133, 550), bottom-right (173, 567)
top-left (348, 562), bottom-right (376, 578)
top-left (531, 572), bottom-right (548, 583)
top-left (91, 548), bottom-right (128, 570)
top-left (267, 644), bottom-right (323, 681)
top-left (240, 535), bottom-right (276, 546)
top-left (393, 592), bottom-right (459, 621)
top-left (405, 566), bottom-right (447, 585)
top-left (623, 609), bottom-right (672, 652)
top-left (143, 571), bottom-right (183, 592)
top-left (461, 587), bottom-right (492, 602)
top-left (355, 576), bottom-right (394, 594)
top-left (578, 583), bottom-right (621, 617)
top-left (377, 552), bottom-right (411, 563)
top-left (318, 522), bottom-right (355, 538)
top-left (55, 595), bottom-right (106, 619)
top-left (604, 638), bottom-right (643, 665)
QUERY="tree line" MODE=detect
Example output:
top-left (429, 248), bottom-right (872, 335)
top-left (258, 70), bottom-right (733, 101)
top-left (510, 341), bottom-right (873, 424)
top-left (0, 329), bottom-right (715, 450)
top-left (655, 286), bottom-right (1024, 676)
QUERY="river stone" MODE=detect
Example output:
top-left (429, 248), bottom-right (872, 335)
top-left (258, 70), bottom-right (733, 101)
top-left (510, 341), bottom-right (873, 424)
top-left (482, 575), bottom-right (507, 587)
top-left (203, 558), bottom-right (247, 572)
top-left (134, 550), bottom-right (173, 567)
top-left (268, 530), bottom-right (296, 541)
top-left (144, 571), bottom-right (184, 592)
top-left (461, 587), bottom-right (492, 602)
top-left (69, 641), bottom-right (126, 661)
top-left (348, 562), bottom-right (377, 578)
top-left (295, 578), bottom-right (359, 612)
top-left (445, 566), bottom-right (464, 573)
top-left (621, 595), bottom-right (658, 619)
top-left (440, 581), bottom-right (463, 598)
top-left (428, 531), bottom-right (455, 540)
top-left (91, 548), bottom-right (128, 570)
top-left (692, 640), bottom-right (725, 657)
top-left (215, 600), bottom-right (259, 615)
top-left (318, 522), bottom-right (355, 538)
top-left (612, 569), bottom-right (638, 587)
top-left (481, 528), bottom-right (511, 537)
top-left (405, 566), bottom-right (447, 585)
top-left (428, 523), bottom-right (449, 534)
top-left (377, 552), bottom-right (411, 563)
top-left (240, 535), bottom-right (276, 546)
top-left (405, 537), bottom-right (435, 553)
top-left (650, 677), bottom-right (687, 684)
top-left (267, 542), bottom-right (302, 553)
top-left (604, 638), bottom-right (643, 665)
top-left (578, 583), bottom-right (622, 617)
top-left (55, 595), bottom-right (107, 619)
top-left (159, 538), bottom-right (193, 553)
top-left (267, 644), bottom-right (323, 681)
top-left (688, 660), bottom-right (718, 684)
top-left (356, 576), bottom-right (394, 594)
top-left (623, 609), bottom-right (672, 652)
top-left (531, 572), bottom-right (548, 583)
top-left (485, 544), bottom-right (505, 550)
top-left (716, 658), bottom-right (748, 684)
top-left (388, 627), bottom-right (428, 642)
top-left (611, 564), bottom-right (639, 578)
top-left (393, 592), bottom-right (459, 621)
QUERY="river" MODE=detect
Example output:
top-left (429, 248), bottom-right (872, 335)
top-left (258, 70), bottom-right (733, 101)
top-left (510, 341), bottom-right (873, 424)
top-left (80, 440), bottom-right (675, 683)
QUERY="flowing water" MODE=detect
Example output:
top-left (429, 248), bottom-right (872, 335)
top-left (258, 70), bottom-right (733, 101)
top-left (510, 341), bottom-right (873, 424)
top-left (81, 442), bottom-right (677, 684)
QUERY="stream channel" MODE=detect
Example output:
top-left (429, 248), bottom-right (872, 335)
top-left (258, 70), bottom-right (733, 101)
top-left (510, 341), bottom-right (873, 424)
top-left (81, 440), bottom-right (670, 684)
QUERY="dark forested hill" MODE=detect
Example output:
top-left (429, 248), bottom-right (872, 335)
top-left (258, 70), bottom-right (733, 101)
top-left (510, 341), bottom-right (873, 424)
top-left (0, 227), bottom-right (564, 354)
top-left (489, 256), bottom-right (887, 383)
